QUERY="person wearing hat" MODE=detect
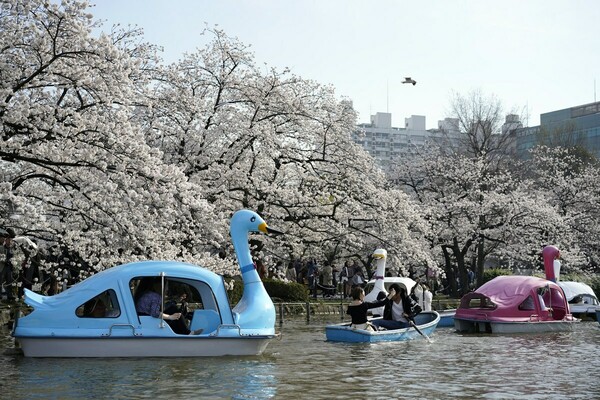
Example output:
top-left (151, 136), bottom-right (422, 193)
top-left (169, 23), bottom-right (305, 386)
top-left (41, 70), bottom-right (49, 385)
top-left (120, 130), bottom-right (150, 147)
top-left (1, 227), bottom-right (17, 301)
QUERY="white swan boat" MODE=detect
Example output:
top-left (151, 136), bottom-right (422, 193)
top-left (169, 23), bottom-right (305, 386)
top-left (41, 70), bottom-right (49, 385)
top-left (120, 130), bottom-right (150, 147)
top-left (558, 281), bottom-right (600, 320)
top-left (363, 249), bottom-right (418, 317)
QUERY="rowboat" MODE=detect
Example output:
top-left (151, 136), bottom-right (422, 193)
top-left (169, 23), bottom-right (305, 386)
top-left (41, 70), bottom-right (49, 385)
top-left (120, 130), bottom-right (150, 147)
top-left (325, 311), bottom-right (440, 343)
top-left (12, 210), bottom-right (282, 357)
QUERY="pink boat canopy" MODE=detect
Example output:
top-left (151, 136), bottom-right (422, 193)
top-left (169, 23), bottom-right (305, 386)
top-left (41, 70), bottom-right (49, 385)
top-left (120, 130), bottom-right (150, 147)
top-left (455, 275), bottom-right (571, 323)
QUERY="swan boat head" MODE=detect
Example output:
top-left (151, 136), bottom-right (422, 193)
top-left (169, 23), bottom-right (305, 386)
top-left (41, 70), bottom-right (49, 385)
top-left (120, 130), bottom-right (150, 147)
top-left (363, 248), bottom-right (388, 303)
top-left (542, 245), bottom-right (560, 282)
top-left (230, 210), bottom-right (282, 333)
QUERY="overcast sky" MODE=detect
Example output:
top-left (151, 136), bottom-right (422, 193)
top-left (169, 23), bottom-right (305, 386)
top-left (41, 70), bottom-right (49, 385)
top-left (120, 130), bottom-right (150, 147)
top-left (90, 0), bottom-right (600, 129)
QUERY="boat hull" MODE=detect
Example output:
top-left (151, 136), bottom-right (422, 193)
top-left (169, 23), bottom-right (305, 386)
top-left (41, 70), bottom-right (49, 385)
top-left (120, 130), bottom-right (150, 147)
top-left (325, 311), bottom-right (439, 343)
top-left (454, 317), bottom-right (578, 334)
top-left (437, 309), bottom-right (456, 328)
top-left (569, 305), bottom-right (600, 321)
top-left (16, 336), bottom-right (275, 358)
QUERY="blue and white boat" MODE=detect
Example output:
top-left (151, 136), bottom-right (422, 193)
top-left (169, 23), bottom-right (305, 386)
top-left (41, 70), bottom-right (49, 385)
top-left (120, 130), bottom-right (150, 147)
top-left (436, 308), bottom-right (456, 328)
top-left (325, 311), bottom-right (440, 343)
top-left (12, 210), bottom-right (282, 357)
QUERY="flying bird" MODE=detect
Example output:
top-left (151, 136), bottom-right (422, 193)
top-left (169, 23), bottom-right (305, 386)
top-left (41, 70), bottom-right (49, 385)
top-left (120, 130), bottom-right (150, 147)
top-left (402, 77), bottom-right (416, 86)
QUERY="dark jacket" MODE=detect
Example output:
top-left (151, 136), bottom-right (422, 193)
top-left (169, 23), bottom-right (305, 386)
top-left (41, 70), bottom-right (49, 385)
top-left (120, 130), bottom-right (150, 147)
top-left (346, 298), bottom-right (388, 325)
top-left (382, 295), bottom-right (414, 321)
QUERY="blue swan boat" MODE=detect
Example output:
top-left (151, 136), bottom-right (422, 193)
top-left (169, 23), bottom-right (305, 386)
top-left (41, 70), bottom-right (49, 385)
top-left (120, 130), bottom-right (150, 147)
top-left (12, 210), bottom-right (281, 357)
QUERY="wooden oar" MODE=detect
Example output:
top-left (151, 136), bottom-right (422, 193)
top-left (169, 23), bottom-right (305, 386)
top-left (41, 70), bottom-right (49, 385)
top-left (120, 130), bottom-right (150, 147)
top-left (408, 318), bottom-right (431, 343)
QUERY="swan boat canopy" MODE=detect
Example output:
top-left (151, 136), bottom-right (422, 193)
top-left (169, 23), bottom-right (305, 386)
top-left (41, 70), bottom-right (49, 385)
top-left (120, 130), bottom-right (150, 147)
top-left (325, 311), bottom-right (440, 343)
top-left (12, 210), bottom-right (282, 357)
top-left (557, 281), bottom-right (600, 319)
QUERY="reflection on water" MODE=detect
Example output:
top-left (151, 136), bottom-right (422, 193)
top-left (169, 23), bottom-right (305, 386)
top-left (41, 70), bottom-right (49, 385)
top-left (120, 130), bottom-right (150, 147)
top-left (2, 319), bottom-right (600, 399)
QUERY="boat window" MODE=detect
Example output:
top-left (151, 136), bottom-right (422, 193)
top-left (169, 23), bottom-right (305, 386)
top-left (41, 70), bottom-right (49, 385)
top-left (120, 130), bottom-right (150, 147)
top-left (130, 277), bottom-right (206, 315)
top-left (460, 294), bottom-right (496, 309)
top-left (519, 295), bottom-right (535, 310)
top-left (76, 289), bottom-right (121, 318)
top-left (568, 295), bottom-right (584, 305)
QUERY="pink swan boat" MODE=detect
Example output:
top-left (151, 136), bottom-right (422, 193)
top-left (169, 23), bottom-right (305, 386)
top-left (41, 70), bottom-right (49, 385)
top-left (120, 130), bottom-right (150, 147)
top-left (454, 245), bottom-right (579, 334)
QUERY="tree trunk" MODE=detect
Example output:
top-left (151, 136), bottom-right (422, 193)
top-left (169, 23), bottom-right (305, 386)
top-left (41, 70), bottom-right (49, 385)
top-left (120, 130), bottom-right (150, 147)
top-left (476, 234), bottom-right (485, 288)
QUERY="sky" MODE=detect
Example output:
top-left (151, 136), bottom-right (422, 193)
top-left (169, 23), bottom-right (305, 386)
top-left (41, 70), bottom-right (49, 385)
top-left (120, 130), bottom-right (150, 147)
top-left (89, 0), bottom-right (600, 129)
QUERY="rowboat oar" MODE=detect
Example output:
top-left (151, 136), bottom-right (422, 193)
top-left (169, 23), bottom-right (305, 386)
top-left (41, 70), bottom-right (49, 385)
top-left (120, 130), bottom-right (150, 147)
top-left (408, 319), bottom-right (431, 343)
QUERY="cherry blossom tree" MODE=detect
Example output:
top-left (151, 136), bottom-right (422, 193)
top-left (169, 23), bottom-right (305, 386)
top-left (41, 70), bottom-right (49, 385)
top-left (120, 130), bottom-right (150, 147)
top-left (527, 146), bottom-right (599, 273)
top-left (0, 0), bottom-right (218, 278)
top-left (389, 91), bottom-right (576, 295)
top-left (1, 2), bottom-right (431, 284)
top-left (142, 29), bottom-right (433, 275)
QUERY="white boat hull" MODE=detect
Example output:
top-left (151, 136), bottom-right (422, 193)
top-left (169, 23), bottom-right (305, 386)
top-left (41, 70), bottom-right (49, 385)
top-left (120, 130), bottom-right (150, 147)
top-left (454, 317), bottom-right (578, 334)
top-left (17, 336), bottom-right (274, 358)
top-left (490, 321), bottom-right (576, 334)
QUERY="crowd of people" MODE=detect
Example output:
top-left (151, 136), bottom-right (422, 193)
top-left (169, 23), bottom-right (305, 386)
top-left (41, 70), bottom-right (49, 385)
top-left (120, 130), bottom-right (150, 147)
top-left (255, 257), bottom-right (412, 300)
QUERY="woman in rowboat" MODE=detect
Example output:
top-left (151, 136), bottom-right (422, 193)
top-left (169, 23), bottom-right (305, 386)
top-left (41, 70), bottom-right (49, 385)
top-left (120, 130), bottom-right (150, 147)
top-left (371, 283), bottom-right (414, 331)
top-left (346, 286), bottom-right (396, 331)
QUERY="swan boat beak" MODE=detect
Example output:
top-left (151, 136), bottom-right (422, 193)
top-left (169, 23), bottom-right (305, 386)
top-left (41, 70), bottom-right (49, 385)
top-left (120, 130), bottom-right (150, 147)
top-left (258, 222), bottom-right (284, 235)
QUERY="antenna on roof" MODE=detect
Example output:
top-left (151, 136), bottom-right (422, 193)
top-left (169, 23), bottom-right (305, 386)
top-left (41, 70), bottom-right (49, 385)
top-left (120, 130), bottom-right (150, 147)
top-left (386, 80), bottom-right (389, 113)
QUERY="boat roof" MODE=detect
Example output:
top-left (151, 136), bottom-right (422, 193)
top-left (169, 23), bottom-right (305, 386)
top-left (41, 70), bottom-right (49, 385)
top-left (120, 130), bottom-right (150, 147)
top-left (25, 260), bottom-right (223, 310)
top-left (475, 275), bottom-right (559, 307)
top-left (557, 281), bottom-right (597, 301)
top-left (366, 276), bottom-right (416, 291)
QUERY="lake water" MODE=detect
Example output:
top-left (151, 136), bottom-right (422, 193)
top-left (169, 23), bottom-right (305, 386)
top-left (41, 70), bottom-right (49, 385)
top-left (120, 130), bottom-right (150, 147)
top-left (1, 317), bottom-right (599, 399)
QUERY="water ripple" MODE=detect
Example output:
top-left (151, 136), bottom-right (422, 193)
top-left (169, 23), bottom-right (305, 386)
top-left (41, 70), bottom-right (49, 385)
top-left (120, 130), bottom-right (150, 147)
top-left (1, 320), bottom-right (599, 399)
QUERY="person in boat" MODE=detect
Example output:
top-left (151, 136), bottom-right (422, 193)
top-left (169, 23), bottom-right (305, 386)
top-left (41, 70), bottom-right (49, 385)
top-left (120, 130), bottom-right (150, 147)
top-left (519, 287), bottom-right (553, 313)
top-left (569, 295), bottom-right (584, 305)
top-left (537, 286), bottom-right (552, 312)
top-left (134, 277), bottom-right (202, 335)
top-left (371, 283), bottom-right (415, 331)
top-left (346, 286), bottom-right (396, 331)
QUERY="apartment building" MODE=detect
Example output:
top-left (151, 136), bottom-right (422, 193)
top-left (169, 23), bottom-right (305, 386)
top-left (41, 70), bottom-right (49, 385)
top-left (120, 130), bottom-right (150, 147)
top-left (516, 101), bottom-right (600, 158)
top-left (351, 112), bottom-right (463, 169)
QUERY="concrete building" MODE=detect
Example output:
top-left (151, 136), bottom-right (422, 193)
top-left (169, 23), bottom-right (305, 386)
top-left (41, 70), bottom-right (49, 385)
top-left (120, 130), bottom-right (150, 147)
top-left (353, 111), bottom-right (515, 169)
top-left (352, 112), bottom-right (463, 169)
top-left (352, 102), bottom-right (600, 167)
top-left (516, 101), bottom-right (600, 158)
